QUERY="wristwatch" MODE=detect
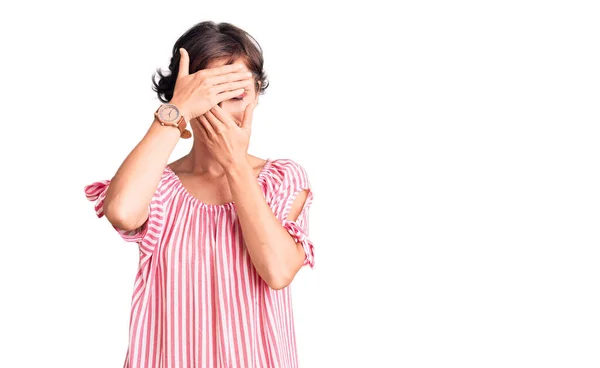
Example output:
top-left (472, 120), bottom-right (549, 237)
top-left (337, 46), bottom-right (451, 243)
top-left (154, 103), bottom-right (192, 139)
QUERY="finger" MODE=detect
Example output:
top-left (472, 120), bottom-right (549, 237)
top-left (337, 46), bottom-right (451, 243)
top-left (192, 117), bottom-right (208, 140)
top-left (241, 103), bottom-right (256, 130)
top-left (198, 115), bottom-right (216, 137)
top-left (200, 63), bottom-right (245, 77)
top-left (213, 79), bottom-right (254, 94)
top-left (207, 71), bottom-right (254, 86)
top-left (203, 110), bottom-right (225, 133)
top-left (177, 48), bottom-right (189, 79)
top-left (214, 88), bottom-right (246, 104)
top-left (210, 105), bottom-right (237, 128)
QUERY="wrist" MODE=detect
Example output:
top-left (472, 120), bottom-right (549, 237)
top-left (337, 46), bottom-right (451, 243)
top-left (224, 157), bottom-right (253, 177)
top-left (154, 102), bottom-right (192, 139)
top-left (168, 99), bottom-right (190, 122)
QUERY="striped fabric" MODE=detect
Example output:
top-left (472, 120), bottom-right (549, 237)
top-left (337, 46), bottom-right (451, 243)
top-left (83, 158), bottom-right (314, 368)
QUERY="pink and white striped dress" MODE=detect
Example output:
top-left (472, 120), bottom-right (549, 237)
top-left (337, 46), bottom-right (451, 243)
top-left (84, 158), bottom-right (315, 368)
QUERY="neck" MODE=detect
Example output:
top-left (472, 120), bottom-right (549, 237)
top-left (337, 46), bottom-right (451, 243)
top-left (184, 139), bottom-right (227, 176)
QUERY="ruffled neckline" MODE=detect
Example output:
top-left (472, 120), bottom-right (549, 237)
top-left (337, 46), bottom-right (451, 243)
top-left (164, 158), bottom-right (273, 209)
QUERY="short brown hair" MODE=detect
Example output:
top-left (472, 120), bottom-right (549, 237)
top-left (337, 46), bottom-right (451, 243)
top-left (152, 21), bottom-right (269, 103)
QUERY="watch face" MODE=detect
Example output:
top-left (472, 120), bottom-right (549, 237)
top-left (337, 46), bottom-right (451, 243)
top-left (158, 104), bottom-right (180, 122)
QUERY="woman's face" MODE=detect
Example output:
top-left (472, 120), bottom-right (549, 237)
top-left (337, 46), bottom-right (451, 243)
top-left (205, 57), bottom-right (259, 126)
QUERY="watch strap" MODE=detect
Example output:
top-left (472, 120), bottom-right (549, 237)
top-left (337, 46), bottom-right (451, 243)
top-left (177, 118), bottom-right (192, 139)
top-left (154, 106), bottom-right (192, 139)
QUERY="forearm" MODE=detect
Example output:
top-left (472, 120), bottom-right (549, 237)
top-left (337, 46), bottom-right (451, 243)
top-left (225, 160), bottom-right (303, 289)
top-left (104, 118), bottom-right (180, 230)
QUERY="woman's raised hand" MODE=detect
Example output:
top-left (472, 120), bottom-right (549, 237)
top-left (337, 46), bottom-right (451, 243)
top-left (169, 48), bottom-right (253, 120)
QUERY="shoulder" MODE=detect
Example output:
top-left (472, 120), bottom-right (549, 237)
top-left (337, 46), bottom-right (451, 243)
top-left (150, 166), bottom-right (178, 199)
top-left (264, 158), bottom-right (312, 200)
top-left (267, 158), bottom-right (310, 185)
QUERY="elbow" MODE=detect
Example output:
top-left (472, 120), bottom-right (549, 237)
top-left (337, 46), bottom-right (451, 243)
top-left (263, 268), bottom-right (295, 291)
top-left (104, 200), bottom-right (146, 232)
top-left (266, 277), bottom-right (292, 291)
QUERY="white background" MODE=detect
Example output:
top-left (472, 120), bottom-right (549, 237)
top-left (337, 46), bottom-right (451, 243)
top-left (1, 0), bottom-right (599, 367)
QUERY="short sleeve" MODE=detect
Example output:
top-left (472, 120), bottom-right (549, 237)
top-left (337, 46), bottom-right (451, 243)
top-left (269, 160), bottom-right (315, 268)
top-left (83, 176), bottom-right (166, 254)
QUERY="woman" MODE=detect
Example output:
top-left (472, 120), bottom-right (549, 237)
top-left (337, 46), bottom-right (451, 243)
top-left (84, 21), bottom-right (315, 368)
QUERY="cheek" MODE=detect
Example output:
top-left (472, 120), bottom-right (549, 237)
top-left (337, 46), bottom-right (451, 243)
top-left (220, 100), bottom-right (249, 119)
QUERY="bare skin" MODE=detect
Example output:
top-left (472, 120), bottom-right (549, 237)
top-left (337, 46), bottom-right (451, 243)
top-left (104, 47), bottom-right (309, 289)
top-left (166, 154), bottom-right (267, 206)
